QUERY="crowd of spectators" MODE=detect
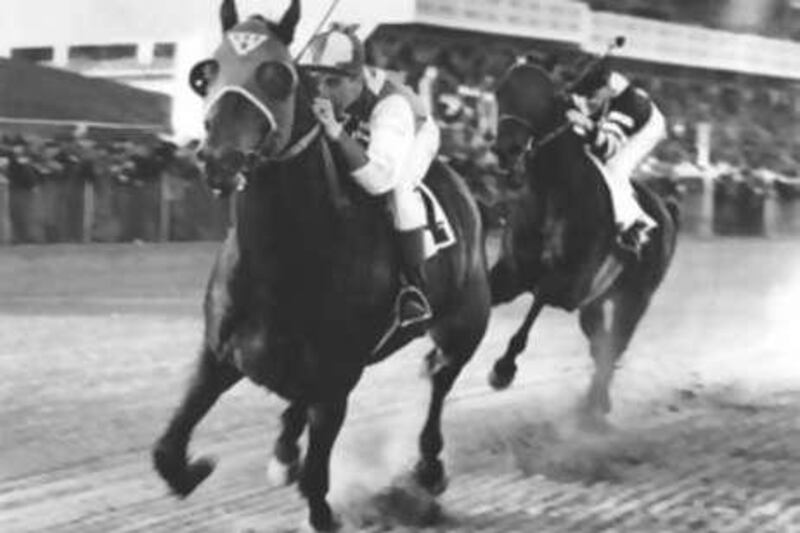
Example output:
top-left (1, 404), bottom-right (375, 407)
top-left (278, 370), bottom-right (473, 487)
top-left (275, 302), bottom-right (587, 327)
top-left (0, 133), bottom-right (198, 190)
top-left (0, 133), bottom-right (222, 243)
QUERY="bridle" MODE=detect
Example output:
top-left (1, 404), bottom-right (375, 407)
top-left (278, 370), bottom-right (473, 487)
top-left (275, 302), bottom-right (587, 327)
top-left (494, 34), bottom-right (627, 177)
top-left (198, 56), bottom-right (331, 194)
top-left (497, 112), bottom-right (572, 177)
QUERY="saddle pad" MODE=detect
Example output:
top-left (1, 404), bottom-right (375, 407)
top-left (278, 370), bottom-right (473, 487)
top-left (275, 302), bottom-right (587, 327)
top-left (418, 183), bottom-right (456, 258)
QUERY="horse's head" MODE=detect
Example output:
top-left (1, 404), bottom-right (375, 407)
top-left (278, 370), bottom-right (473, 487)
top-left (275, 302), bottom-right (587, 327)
top-left (191, 0), bottom-right (302, 195)
top-left (493, 62), bottom-right (562, 184)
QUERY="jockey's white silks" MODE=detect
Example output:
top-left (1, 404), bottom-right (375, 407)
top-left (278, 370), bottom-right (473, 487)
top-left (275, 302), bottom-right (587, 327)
top-left (595, 106), bottom-right (665, 228)
top-left (389, 117), bottom-right (441, 232)
top-left (348, 72), bottom-right (442, 232)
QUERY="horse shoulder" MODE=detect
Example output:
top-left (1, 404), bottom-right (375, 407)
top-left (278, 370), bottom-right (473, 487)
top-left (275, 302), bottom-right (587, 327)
top-left (203, 228), bottom-right (241, 354)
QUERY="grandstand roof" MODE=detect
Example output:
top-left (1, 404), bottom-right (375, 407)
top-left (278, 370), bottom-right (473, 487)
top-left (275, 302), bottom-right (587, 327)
top-left (0, 58), bottom-right (170, 131)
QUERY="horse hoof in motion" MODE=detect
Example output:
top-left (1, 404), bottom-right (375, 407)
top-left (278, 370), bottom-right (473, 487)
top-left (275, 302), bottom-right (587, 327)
top-left (488, 358), bottom-right (518, 390)
top-left (267, 455), bottom-right (301, 487)
top-left (152, 445), bottom-right (216, 497)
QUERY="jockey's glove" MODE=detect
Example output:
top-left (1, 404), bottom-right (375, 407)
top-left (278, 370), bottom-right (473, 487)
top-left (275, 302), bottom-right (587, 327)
top-left (565, 108), bottom-right (596, 138)
top-left (312, 98), bottom-right (344, 139)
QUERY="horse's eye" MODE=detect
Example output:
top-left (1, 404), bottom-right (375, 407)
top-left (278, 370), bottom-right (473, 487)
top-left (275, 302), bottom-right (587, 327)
top-left (257, 61), bottom-right (297, 102)
top-left (189, 60), bottom-right (219, 97)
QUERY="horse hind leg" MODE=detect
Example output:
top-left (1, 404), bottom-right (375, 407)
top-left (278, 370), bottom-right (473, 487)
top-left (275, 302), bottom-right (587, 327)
top-left (489, 255), bottom-right (523, 306)
top-left (299, 398), bottom-right (348, 532)
top-left (152, 346), bottom-right (241, 497)
top-left (267, 401), bottom-right (306, 486)
top-left (488, 297), bottom-right (544, 390)
top-left (578, 290), bottom-right (649, 431)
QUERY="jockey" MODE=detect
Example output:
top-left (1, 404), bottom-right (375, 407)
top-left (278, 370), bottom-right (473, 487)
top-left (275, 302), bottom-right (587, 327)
top-left (565, 59), bottom-right (666, 257)
top-left (300, 24), bottom-right (440, 330)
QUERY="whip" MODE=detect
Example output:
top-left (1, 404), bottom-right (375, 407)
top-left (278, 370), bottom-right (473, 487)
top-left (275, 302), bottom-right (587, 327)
top-left (293, 0), bottom-right (343, 62)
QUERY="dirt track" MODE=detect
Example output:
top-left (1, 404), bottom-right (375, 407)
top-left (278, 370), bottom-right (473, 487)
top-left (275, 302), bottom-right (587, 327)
top-left (1, 237), bottom-right (799, 532)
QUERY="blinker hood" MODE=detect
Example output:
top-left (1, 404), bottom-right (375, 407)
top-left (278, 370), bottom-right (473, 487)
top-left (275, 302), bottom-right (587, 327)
top-left (194, 17), bottom-right (297, 132)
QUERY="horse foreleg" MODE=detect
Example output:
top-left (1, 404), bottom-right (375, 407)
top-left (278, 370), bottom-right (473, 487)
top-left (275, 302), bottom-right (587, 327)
top-left (415, 347), bottom-right (461, 495)
top-left (418, 278), bottom-right (489, 495)
top-left (418, 328), bottom-right (485, 494)
top-left (153, 346), bottom-right (241, 497)
top-left (300, 398), bottom-right (348, 532)
top-left (488, 298), bottom-right (544, 390)
top-left (579, 291), bottom-right (649, 431)
top-left (267, 401), bottom-right (306, 486)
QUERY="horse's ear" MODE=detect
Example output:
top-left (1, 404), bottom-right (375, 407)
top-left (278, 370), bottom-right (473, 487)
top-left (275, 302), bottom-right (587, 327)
top-left (220, 0), bottom-right (239, 32)
top-left (275, 0), bottom-right (300, 44)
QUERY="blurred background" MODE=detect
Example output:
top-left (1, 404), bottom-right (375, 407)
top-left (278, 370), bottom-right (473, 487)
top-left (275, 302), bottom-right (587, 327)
top-left (2, 0), bottom-right (800, 244)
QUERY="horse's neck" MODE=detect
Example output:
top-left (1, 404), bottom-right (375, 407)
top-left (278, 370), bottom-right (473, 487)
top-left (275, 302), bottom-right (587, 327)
top-left (524, 132), bottom-right (612, 270)
top-left (533, 133), bottom-right (608, 214)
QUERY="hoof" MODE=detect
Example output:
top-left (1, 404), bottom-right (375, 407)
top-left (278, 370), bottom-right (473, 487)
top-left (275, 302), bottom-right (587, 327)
top-left (299, 515), bottom-right (344, 533)
top-left (488, 360), bottom-right (516, 390)
top-left (267, 456), bottom-right (300, 486)
top-left (413, 459), bottom-right (448, 496)
top-left (576, 409), bottom-right (614, 435)
top-left (307, 501), bottom-right (341, 532)
top-left (153, 447), bottom-right (215, 498)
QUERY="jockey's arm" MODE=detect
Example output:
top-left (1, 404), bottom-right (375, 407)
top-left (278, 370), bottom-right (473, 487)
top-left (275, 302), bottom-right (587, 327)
top-left (333, 95), bottom-right (416, 196)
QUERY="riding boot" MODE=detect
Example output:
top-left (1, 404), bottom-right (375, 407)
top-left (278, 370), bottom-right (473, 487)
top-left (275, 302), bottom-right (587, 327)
top-left (395, 228), bottom-right (433, 329)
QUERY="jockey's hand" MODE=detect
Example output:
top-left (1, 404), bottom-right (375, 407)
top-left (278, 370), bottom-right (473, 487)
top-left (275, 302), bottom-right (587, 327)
top-left (312, 98), bottom-right (343, 139)
top-left (565, 108), bottom-right (594, 137)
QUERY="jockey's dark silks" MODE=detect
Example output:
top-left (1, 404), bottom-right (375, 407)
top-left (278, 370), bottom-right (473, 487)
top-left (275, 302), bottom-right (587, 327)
top-left (588, 81), bottom-right (655, 161)
top-left (568, 68), bottom-right (666, 255)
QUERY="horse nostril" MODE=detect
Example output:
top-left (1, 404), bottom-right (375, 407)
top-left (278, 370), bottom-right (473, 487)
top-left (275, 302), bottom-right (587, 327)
top-left (221, 150), bottom-right (245, 172)
top-left (245, 151), bottom-right (259, 169)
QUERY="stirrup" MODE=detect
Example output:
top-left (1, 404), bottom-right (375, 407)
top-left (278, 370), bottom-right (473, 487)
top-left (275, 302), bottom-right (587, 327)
top-left (396, 285), bottom-right (433, 329)
top-left (615, 221), bottom-right (649, 260)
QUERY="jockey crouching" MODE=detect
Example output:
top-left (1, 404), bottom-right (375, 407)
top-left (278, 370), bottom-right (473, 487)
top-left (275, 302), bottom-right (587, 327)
top-left (565, 61), bottom-right (666, 258)
top-left (301, 25), bottom-right (439, 330)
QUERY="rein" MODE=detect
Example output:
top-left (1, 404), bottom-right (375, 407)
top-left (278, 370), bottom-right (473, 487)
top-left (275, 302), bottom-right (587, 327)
top-left (498, 113), bottom-right (572, 173)
top-left (264, 123), bottom-right (322, 162)
top-left (241, 106), bottom-right (351, 211)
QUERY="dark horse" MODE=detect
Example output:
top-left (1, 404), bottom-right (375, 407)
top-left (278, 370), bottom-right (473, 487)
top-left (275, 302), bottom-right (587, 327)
top-left (151, 1), bottom-right (490, 530)
top-left (488, 61), bottom-right (678, 428)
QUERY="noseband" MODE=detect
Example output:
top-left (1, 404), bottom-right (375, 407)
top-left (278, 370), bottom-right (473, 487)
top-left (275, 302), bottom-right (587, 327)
top-left (209, 67), bottom-right (323, 187)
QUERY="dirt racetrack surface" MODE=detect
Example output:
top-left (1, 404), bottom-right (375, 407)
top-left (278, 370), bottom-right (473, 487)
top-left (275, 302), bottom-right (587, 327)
top-left (1, 237), bottom-right (799, 532)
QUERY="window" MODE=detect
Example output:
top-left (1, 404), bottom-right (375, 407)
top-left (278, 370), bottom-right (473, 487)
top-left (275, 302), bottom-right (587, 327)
top-left (154, 43), bottom-right (176, 59)
top-left (11, 47), bottom-right (53, 63)
top-left (68, 44), bottom-right (136, 62)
